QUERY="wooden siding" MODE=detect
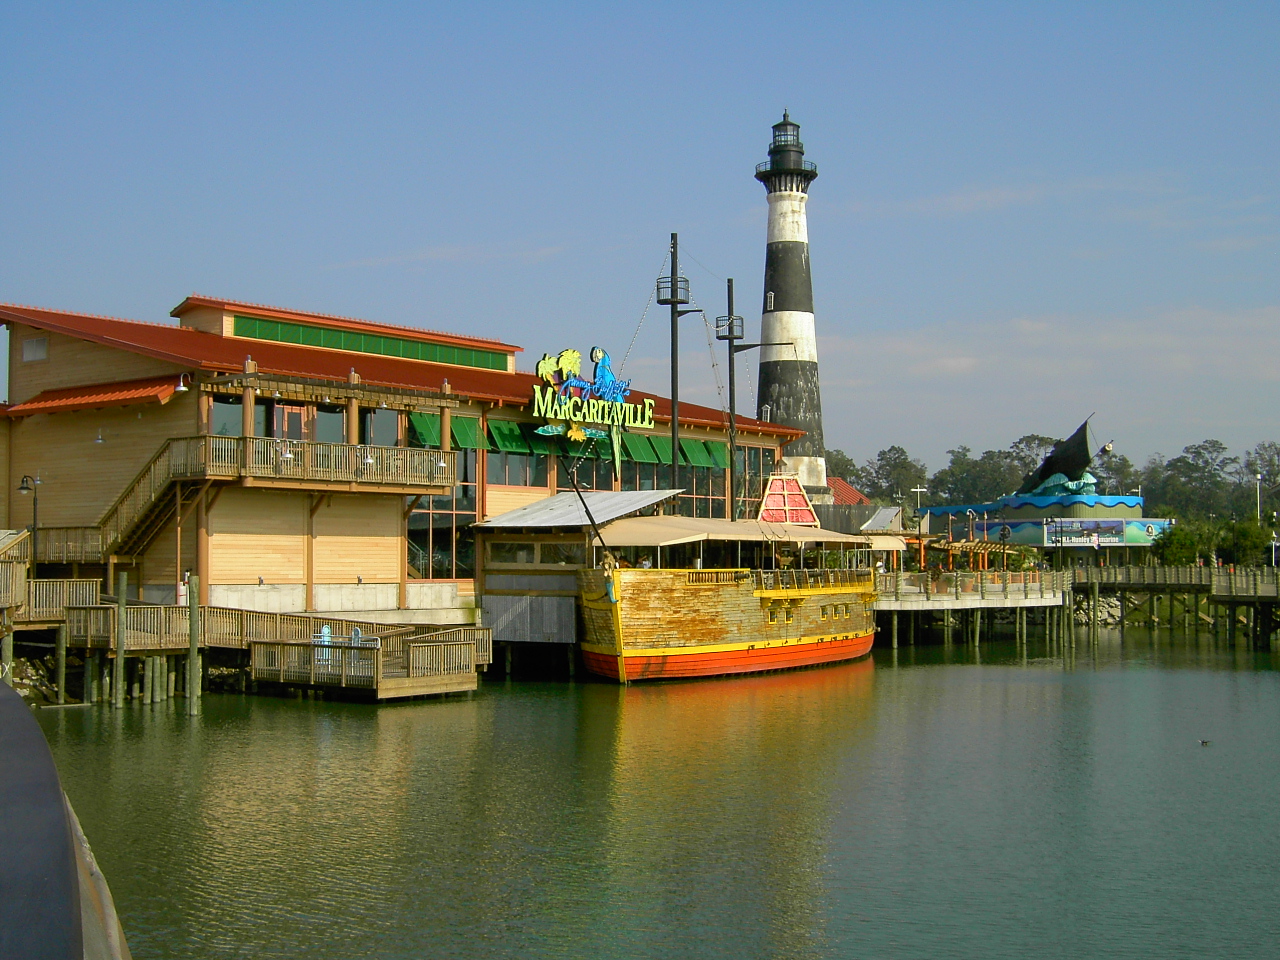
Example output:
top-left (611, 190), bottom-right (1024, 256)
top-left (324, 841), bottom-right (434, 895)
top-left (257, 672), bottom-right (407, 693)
top-left (141, 511), bottom-right (199, 587)
top-left (484, 485), bottom-right (551, 519)
top-left (7, 324), bottom-right (185, 406)
top-left (208, 488), bottom-right (307, 584)
top-left (312, 494), bottom-right (400, 584)
top-left (7, 393), bottom-right (199, 527)
top-left (579, 568), bottom-right (876, 653)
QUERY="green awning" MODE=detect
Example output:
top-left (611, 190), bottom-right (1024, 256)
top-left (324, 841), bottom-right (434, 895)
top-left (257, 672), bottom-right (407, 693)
top-left (521, 424), bottom-right (559, 456)
top-left (408, 412), bottom-right (441, 448)
top-left (705, 440), bottom-right (730, 469)
top-left (565, 436), bottom-right (603, 459)
top-left (680, 438), bottom-right (716, 468)
top-left (648, 434), bottom-right (674, 465)
top-left (488, 419), bottom-right (531, 454)
top-left (451, 416), bottom-right (491, 450)
top-left (622, 433), bottom-right (659, 463)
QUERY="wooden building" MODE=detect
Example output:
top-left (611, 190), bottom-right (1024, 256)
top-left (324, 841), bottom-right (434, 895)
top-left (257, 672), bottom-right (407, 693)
top-left (0, 296), bottom-right (799, 625)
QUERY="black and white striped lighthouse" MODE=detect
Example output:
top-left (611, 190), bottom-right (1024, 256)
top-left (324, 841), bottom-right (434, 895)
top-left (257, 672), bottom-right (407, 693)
top-left (755, 112), bottom-right (829, 497)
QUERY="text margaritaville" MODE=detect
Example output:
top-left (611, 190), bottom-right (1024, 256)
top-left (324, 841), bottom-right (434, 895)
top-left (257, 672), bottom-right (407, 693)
top-left (532, 384), bottom-right (656, 429)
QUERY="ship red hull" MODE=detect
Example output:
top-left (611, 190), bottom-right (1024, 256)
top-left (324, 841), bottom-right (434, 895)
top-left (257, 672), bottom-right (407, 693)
top-left (581, 632), bottom-right (875, 682)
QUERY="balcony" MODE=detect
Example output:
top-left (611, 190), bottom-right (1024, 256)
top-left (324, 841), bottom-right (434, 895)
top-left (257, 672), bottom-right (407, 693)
top-left (29, 436), bottom-right (457, 563)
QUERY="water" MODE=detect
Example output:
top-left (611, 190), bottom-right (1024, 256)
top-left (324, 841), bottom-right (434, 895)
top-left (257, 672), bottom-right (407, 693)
top-left (38, 629), bottom-right (1280, 959)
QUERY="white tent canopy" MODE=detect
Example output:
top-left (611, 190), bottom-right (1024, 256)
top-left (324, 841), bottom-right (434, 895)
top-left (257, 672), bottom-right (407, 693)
top-left (592, 515), bottom-right (872, 548)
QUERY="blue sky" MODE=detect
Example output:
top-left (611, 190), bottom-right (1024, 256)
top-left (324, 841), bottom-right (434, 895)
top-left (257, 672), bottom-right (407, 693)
top-left (2, 2), bottom-right (1277, 471)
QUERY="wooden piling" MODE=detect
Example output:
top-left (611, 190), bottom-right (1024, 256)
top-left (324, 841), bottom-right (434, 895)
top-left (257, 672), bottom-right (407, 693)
top-left (891, 612), bottom-right (899, 649)
top-left (0, 623), bottom-right (11, 689)
top-left (113, 572), bottom-right (127, 708)
top-left (1091, 583), bottom-right (1099, 639)
top-left (188, 574), bottom-right (201, 716)
top-left (973, 609), bottom-right (982, 645)
top-left (55, 625), bottom-right (67, 705)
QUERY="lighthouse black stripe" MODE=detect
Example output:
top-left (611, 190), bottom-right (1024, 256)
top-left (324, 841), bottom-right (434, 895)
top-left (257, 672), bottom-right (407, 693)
top-left (762, 241), bottom-right (813, 314)
top-left (757, 359), bottom-right (825, 458)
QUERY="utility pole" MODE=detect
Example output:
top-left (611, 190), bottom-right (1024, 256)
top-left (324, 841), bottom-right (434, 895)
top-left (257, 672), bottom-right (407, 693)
top-left (656, 234), bottom-right (697, 503)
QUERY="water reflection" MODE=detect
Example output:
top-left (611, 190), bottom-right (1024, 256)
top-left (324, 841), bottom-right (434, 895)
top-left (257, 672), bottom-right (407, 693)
top-left (37, 634), bottom-right (1280, 960)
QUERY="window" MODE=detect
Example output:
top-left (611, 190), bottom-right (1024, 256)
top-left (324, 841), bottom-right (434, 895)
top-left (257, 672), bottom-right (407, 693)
top-left (488, 542), bottom-right (536, 564)
top-left (734, 445), bottom-right (777, 519)
top-left (360, 407), bottom-right (399, 446)
top-left (541, 542), bottom-right (585, 565)
top-left (486, 451), bottom-right (548, 487)
top-left (211, 396), bottom-right (243, 437)
top-left (408, 449), bottom-right (476, 579)
top-left (314, 405), bottom-right (346, 443)
top-left (21, 338), bottom-right (47, 362)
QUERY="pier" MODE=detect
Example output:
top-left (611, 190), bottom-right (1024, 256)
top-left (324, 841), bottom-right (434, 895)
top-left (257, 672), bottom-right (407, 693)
top-left (873, 569), bottom-right (1073, 648)
top-left (0, 563), bottom-right (492, 703)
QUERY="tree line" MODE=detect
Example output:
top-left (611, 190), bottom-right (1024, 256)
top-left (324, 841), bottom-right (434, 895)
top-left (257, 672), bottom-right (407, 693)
top-left (826, 436), bottom-right (1280, 564)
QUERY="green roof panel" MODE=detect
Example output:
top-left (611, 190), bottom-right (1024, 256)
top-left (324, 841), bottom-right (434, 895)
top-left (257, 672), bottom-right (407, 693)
top-left (622, 433), bottom-right (659, 463)
top-left (488, 419), bottom-right (531, 454)
top-left (680, 438), bottom-right (716, 468)
top-left (407, 412), bottom-right (441, 448)
top-left (451, 416), bottom-right (491, 450)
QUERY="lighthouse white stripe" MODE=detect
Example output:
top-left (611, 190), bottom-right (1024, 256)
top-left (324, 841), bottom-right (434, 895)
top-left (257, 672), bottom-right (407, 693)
top-left (760, 310), bottom-right (818, 363)
top-left (767, 193), bottom-right (809, 244)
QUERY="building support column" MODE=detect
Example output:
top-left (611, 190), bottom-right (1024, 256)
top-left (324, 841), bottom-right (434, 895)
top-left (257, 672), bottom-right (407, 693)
top-left (112, 573), bottom-right (127, 708)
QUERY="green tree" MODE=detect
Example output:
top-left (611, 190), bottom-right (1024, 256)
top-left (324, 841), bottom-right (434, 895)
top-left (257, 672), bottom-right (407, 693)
top-left (930, 446), bottom-right (1023, 505)
top-left (823, 448), bottom-right (864, 487)
top-left (1142, 440), bottom-right (1238, 519)
top-left (1151, 521), bottom-right (1205, 565)
top-left (1218, 519), bottom-right (1270, 566)
top-left (859, 446), bottom-right (928, 504)
top-left (1008, 434), bottom-right (1060, 478)
top-left (1092, 448), bottom-right (1138, 496)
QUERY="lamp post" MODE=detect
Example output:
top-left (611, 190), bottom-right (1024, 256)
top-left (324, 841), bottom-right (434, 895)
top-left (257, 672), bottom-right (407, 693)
top-left (1256, 473), bottom-right (1263, 521)
top-left (18, 474), bottom-right (40, 579)
top-left (716, 277), bottom-right (793, 521)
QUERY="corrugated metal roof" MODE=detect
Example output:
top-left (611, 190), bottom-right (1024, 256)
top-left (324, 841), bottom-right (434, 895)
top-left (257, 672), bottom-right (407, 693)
top-left (0, 302), bottom-right (802, 439)
top-left (861, 506), bottom-right (902, 531)
top-left (5, 375), bottom-right (178, 416)
top-left (170, 294), bottom-right (522, 353)
top-left (829, 477), bottom-right (872, 505)
top-left (475, 489), bottom-right (683, 528)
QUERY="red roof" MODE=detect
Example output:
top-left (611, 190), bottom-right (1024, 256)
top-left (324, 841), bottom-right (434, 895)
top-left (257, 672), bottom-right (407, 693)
top-left (5, 375), bottom-right (179, 416)
top-left (829, 477), bottom-right (872, 505)
top-left (170, 294), bottom-right (522, 354)
top-left (0, 302), bottom-right (801, 439)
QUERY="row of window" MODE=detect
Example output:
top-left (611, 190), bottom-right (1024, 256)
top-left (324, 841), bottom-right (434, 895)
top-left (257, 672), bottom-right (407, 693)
top-left (210, 397), bottom-right (399, 445)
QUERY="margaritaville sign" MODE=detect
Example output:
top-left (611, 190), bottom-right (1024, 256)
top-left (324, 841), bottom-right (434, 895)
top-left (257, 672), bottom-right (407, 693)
top-left (532, 347), bottom-right (654, 441)
top-left (532, 347), bottom-right (652, 473)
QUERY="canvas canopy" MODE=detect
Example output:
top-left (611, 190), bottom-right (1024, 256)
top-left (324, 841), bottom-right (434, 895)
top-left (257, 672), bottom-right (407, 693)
top-left (591, 515), bottom-right (872, 548)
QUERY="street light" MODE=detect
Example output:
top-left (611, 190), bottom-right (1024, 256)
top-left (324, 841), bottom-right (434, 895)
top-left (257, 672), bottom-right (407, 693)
top-left (18, 474), bottom-right (40, 579)
top-left (715, 277), bottom-right (791, 521)
top-left (1256, 473), bottom-right (1263, 521)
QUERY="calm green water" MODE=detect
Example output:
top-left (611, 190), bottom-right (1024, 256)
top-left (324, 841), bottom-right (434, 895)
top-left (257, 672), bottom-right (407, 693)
top-left (39, 630), bottom-right (1280, 959)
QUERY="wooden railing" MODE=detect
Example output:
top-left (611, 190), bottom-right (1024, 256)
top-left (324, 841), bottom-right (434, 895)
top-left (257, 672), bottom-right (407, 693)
top-left (62, 603), bottom-right (491, 670)
top-left (0, 530), bottom-right (31, 563)
top-left (1073, 566), bottom-right (1215, 588)
top-left (33, 527), bottom-right (104, 563)
top-left (406, 626), bottom-right (492, 665)
top-left (21, 579), bottom-right (99, 622)
top-left (250, 641), bottom-right (381, 689)
top-left (32, 436), bottom-right (457, 562)
top-left (753, 568), bottom-right (876, 592)
top-left (407, 641), bottom-right (473, 678)
top-left (0, 561), bottom-right (28, 609)
top-left (1213, 568), bottom-right (1280, 599)
top-left (877, 570), bottom-right (1070, 601)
